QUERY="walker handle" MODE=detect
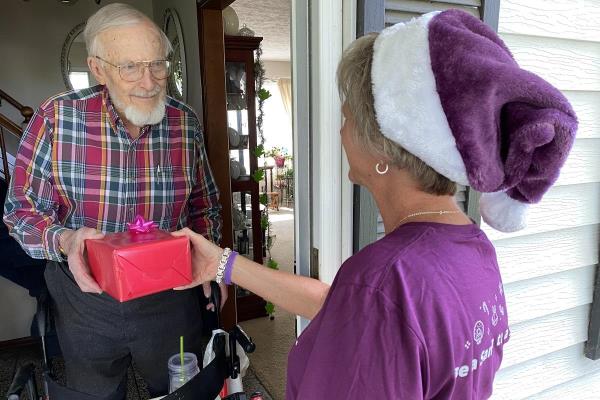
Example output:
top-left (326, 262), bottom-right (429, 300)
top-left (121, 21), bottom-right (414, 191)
top-left (210, 280), bottom-right (221, 327)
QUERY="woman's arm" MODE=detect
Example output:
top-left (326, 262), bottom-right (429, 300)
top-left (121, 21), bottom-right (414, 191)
top-left (172, 228), bottom-right (330, 319)
top-left (231, 255), bottom-right (329, 319)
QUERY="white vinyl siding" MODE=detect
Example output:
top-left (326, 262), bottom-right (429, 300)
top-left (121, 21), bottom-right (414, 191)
top-left (494, 344), bottom-right (600, 399)
top-left (564, 92), bottom-right (600, 139)
top-left (379, 1), bottom-right (600, 398)
top-left (489, 0), bottom-right (600, 398)
top-left (498, 0), bottom-right (600, 43)
top-left (385, 0), bottom-right (480, 26)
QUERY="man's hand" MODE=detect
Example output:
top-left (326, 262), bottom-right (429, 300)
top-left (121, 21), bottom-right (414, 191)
top-left (59, 227), bottom-right (104, 293)
top-left (172, 228), bottom-right (223, 288)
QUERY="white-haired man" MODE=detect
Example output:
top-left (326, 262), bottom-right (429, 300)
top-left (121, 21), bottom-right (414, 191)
top-left (3, 3), bottom-right (224, 397)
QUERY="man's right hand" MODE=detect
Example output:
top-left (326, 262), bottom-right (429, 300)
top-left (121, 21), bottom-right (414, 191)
top-left (59, 227), bottom-right (105, 293)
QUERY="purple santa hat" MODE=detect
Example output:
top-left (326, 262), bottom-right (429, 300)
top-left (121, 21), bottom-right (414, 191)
top-left (371, 9), bottom-right (578, 232)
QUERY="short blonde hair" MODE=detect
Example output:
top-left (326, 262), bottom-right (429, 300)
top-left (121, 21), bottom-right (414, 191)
top-left (337, 33), bottom-right (457, 196)
top-left (84, 3), bottom-right (172, 58)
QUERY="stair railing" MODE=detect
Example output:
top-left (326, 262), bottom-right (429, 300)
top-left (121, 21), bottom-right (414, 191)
top-left (0, 88), bottom-right (33, 184)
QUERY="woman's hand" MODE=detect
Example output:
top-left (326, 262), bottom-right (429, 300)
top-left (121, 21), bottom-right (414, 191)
top-left (172, 227), bottom-right (223, 290)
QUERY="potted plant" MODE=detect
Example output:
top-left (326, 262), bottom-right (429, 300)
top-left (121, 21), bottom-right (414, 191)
top-left (264, 146), bottom-right (289, 168)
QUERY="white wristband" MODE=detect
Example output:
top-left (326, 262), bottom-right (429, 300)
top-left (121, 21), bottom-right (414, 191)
top-left (215, 247), bottom-right (232, 284)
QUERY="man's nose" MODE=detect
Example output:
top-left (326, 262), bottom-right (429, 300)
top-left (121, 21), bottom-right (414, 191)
top-left (138, 66), bottom-right (158, 90)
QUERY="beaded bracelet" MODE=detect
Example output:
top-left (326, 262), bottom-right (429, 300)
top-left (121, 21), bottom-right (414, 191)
top-left (215, 247), bottom-right (232, 284)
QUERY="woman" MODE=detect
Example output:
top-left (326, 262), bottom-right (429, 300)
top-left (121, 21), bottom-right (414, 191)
top-left (175, 9), bottom-right (576, 399)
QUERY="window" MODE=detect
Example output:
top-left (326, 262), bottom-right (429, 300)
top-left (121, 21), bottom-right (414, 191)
top-left (68, 71), bottom-right (90, 90)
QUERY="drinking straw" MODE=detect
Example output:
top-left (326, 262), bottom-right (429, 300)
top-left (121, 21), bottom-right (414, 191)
top-left (180, 336), bottom-right (185, 382)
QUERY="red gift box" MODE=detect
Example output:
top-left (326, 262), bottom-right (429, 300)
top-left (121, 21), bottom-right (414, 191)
top-left (86, 218), bottom-right (192, 302)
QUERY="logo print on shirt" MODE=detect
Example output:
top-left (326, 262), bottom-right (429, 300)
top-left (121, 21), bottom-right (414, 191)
top-left (481, 301), bottom-right (489, 315)
top-left (455, 280), bottom-right (509, 380)
top-left (473, 320), bottom-right (485, 345)
top-left (491, 305), bottom-right (499, 327)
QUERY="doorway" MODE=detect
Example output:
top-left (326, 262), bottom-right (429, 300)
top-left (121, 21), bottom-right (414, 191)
top-left (223, 1), bottom-right (296, 399)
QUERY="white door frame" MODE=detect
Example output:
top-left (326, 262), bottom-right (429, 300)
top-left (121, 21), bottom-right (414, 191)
top-left (341, 0), bottom-right (357, 267)
top-left (292, 0), bottom-right (356, 334)
top-left (291, 0), bottom-right (312, 334)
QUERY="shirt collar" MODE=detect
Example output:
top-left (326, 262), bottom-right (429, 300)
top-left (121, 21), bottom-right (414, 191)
top-left (101, 85), bottom-right (122, 134)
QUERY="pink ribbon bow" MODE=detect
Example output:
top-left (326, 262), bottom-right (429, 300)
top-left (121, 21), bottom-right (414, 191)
top-left (126, 215), bottom-right (158, 234)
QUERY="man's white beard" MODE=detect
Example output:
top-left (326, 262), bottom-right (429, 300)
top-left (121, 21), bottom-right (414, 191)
top-left (109, 86), bottom-right (166, 127)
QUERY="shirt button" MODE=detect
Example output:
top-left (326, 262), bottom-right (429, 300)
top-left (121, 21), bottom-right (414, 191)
top-left (129, 207), bottom-right (134, 214)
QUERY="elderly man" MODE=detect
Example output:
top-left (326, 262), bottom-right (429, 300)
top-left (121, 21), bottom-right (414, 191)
top-left (3, 3), bottom-right (223, 397)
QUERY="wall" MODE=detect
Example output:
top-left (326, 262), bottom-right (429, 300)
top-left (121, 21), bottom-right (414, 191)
top-left (0, 0), bottom-right (153, 341)
top-left (488, 0), bottom-right (600, 397)
top-left (152, 0), bottom-right (204, 117)
top-left (0, 277), bottom-right (37, 341)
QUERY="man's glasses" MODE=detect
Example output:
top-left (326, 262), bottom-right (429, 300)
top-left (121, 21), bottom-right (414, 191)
top-left (94, 56), bottom-right (171, 82)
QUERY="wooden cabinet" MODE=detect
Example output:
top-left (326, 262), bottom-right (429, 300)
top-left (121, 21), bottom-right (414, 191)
top-left (197, 2), bottom-right (267, 325)
top-left (225, 36), bottom-right (268, 322)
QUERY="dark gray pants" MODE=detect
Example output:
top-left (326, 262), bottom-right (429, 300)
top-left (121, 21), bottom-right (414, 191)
top-left (44, 261), bottom-right (204, 398)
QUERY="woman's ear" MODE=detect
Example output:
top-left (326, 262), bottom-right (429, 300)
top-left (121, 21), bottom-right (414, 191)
top-left (87, 56), bottom-right (106, 85)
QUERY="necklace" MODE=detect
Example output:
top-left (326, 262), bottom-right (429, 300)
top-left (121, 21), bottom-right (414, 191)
top-left (396, 210), bottom-right (460, 227)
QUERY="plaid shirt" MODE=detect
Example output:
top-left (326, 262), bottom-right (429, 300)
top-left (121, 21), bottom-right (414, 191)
top-left (3, 85), bottom-right (221, 262)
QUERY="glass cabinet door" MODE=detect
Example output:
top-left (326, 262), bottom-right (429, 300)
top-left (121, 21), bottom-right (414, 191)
top-left (231, 191), bottom-right (261, 261)
top-left (226, 61), bottom-right (264, 265)
top-left (226, 62), bottom-right (250, 182)
top-left (224, 37), bottom-right (267, 321)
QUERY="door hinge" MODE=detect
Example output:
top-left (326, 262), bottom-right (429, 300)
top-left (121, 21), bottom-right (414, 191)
top-left (310, 247), bottom-right (319, 280)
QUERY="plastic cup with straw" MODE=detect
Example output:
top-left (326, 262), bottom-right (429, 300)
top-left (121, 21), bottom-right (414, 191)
top-left (168, 335), bottom-right (200, 393)
top-left (180, 336), bottom-right (185, 384)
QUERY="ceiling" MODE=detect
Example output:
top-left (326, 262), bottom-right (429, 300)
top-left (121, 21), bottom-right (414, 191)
top-left (230, 0), bottom-right (291, 61)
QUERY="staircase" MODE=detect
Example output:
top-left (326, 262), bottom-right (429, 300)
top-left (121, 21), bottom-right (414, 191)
top-left (0, 89), bottom-right (46, 298)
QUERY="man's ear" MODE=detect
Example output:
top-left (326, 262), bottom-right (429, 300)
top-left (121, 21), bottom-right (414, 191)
top-left (88, 56), bottom-right (106, 85)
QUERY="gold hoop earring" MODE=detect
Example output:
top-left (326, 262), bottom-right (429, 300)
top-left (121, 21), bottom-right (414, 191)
top-left (375, 162), bottom-right (389, 175)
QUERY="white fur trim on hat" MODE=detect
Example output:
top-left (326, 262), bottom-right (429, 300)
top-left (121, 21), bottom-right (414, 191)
top-left (371, 12), bottom-right (469, 186)
top-left (480, 191), bottom-right (529, 232)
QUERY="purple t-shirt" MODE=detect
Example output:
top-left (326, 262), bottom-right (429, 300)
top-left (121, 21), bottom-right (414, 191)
top-left (287, 222), bottom-right (509, 399)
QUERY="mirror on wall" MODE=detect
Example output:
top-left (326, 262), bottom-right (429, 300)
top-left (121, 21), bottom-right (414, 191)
top-left (163, 8), bottom-right (186, 102)
top-left (61, 22), bottom-right (97, 91)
